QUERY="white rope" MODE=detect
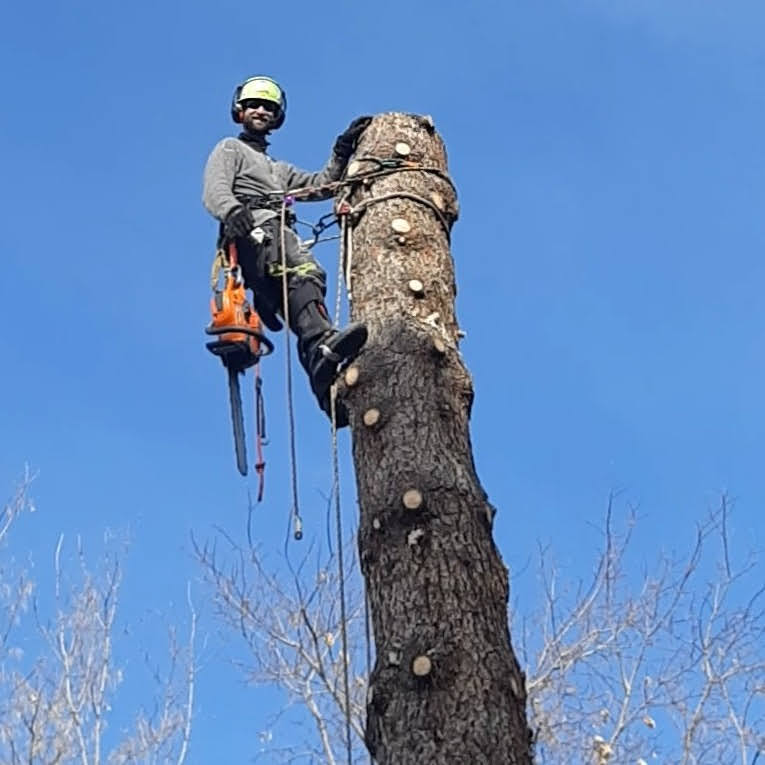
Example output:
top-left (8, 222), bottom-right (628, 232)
top-left (279, 201), bottom-right (303, 542)
top-left (329, 385), bottom-right (353, 765)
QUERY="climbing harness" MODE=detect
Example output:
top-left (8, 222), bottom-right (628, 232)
top-left (205, 242), bottom-right (273, 490)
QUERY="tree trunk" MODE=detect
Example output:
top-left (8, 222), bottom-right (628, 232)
top-left (340, 113), bottom-right (533, 764)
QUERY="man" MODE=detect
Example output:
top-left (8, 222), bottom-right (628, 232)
top-left (203, 75), bottom-right (371, 426)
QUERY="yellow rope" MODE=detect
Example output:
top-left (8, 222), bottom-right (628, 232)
top-left (209, 248), bottom-right (227, 291)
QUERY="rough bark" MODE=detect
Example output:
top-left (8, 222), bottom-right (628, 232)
top-left (339, 113), bottom-right (533, 764)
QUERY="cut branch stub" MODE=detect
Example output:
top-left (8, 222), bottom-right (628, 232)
top-left (432, 337), bottom-right (447, 355)
top-left (402, 489), bottom-right (423, 511)
top-left (347, 160), bottom-right (361, 177)
top-left (345, 365), bottom-right (360, 387)
top-left (408, 279), bottom-right (424, 296)
top-left (412, 655), bottom-right (432, 677)
top-left (391, 218), bottom-right (412, 234)
top-left (364, 408), bottom-right (381, 427)
top-left (395, 141), bottom-right (412, 157)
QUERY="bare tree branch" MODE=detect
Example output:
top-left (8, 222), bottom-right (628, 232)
top-left (195, 526), bottom-right (369, 763)
top-left (0, 474), bottom-right (198, 764)
top-left (524, 495), bottom-right (765, 764)
top-left (199, 493), bottom-right (764, 765)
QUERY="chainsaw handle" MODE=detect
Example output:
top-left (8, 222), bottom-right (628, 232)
top-left (204, 325), bottom-right (275, 356)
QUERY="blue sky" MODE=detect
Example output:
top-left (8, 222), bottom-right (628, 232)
top-left (1, 0), bottom-right (764, 761)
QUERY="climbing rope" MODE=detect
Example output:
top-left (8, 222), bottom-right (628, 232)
top-left (282, 156), bottom-right (457, 203)
top-left (331, 216), bottom-right (373, 765)
top-left (267, 157), bottom-right (456, 241)
top-left (326, 188), bottom-right (355, 765)
top-left (335, 196), bottom-right (374, 765)
top-left (279, 197), bottom-right (303, 543)
top-left (333, 211), bottom-right (347, 329)
top-left (351, 189), bottom-right (452, 239)
top-left (329, 385), bottom-right (353, 765)
top-left (335, 194), bottom-right (356, 302)
top-left (364, 586), bottom-right (372, 670)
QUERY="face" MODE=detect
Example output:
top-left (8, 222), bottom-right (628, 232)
top-left (240, 99), bottom-right (279, 133)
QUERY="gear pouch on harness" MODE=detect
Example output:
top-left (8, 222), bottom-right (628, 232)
top-left (217, 224), bottom-right (284, 332)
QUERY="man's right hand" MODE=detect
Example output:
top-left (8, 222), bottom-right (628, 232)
top-left (224, 205), bottom-right (255, 239)
top-left (333, 116), bottom-right (373, 160)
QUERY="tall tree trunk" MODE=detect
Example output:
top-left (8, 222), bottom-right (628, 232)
top-left (340, 113), bottom-right (533, 764)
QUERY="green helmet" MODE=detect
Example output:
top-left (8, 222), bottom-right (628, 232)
top-left (231, 76), bottom-right (287, 129)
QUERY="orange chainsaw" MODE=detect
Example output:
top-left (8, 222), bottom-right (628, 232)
top-left (206, 242), bottom-right (274, 481)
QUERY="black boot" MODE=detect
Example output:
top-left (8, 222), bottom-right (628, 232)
top-left (292, 299), bottom-right (367, 427)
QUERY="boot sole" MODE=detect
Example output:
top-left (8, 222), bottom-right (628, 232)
top-left (312, 324), bottom-right (367, 396)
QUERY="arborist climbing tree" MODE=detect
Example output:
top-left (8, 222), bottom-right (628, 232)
top-left (202, 75), bottom-right (370, 426)
top-left (202, 80), bottom-right (532, 762)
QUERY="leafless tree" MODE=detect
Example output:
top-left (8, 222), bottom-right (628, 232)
top-left (194, 507), bottom-right (370, 765)
top-left (0, 472), bottom-right (197, 765)
top-left (524, 494), bottom-right (765, 765)
top-left (199, 494), bottom-right (764, 764)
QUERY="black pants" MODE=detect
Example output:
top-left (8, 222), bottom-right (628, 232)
top-left (233, 218), bottom-right (327, 332)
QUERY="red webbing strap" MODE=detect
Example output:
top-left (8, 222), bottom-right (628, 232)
top-left (228, 240), bottom-right (239, 267)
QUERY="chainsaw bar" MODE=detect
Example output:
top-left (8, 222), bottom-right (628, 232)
top-left (227, 366), bottom-right (248, 476)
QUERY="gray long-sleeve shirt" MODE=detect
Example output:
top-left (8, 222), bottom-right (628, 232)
top-left (202, 137), bottom-right (346, 225)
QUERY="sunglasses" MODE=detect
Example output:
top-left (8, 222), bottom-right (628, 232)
top-left (240, 99), bottom-right (279, 114)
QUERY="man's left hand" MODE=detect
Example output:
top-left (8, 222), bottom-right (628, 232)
top-left (333, 116), bottom-right (373, 160)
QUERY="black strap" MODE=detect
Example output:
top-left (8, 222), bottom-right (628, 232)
top-left (236, 194), bottom-right (283, 212)
top-left (237, 195), bottom-right (297, 226)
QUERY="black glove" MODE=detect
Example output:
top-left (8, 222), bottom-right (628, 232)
top-left (333, 116), bottom-right (373, 160)
top-left (223, 205), bottom-right (255, 239)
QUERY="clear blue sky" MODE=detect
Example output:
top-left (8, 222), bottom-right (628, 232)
top-left (2, 0), bottom-right (764, 761)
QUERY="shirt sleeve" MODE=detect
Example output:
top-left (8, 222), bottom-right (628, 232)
top-left (274, 152), bottom-right (347, 200)
top-left (202, 139), bottom-right (243, 221)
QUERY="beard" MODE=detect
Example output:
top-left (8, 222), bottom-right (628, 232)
top-left (243, 112), bottom-right (273, 134)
